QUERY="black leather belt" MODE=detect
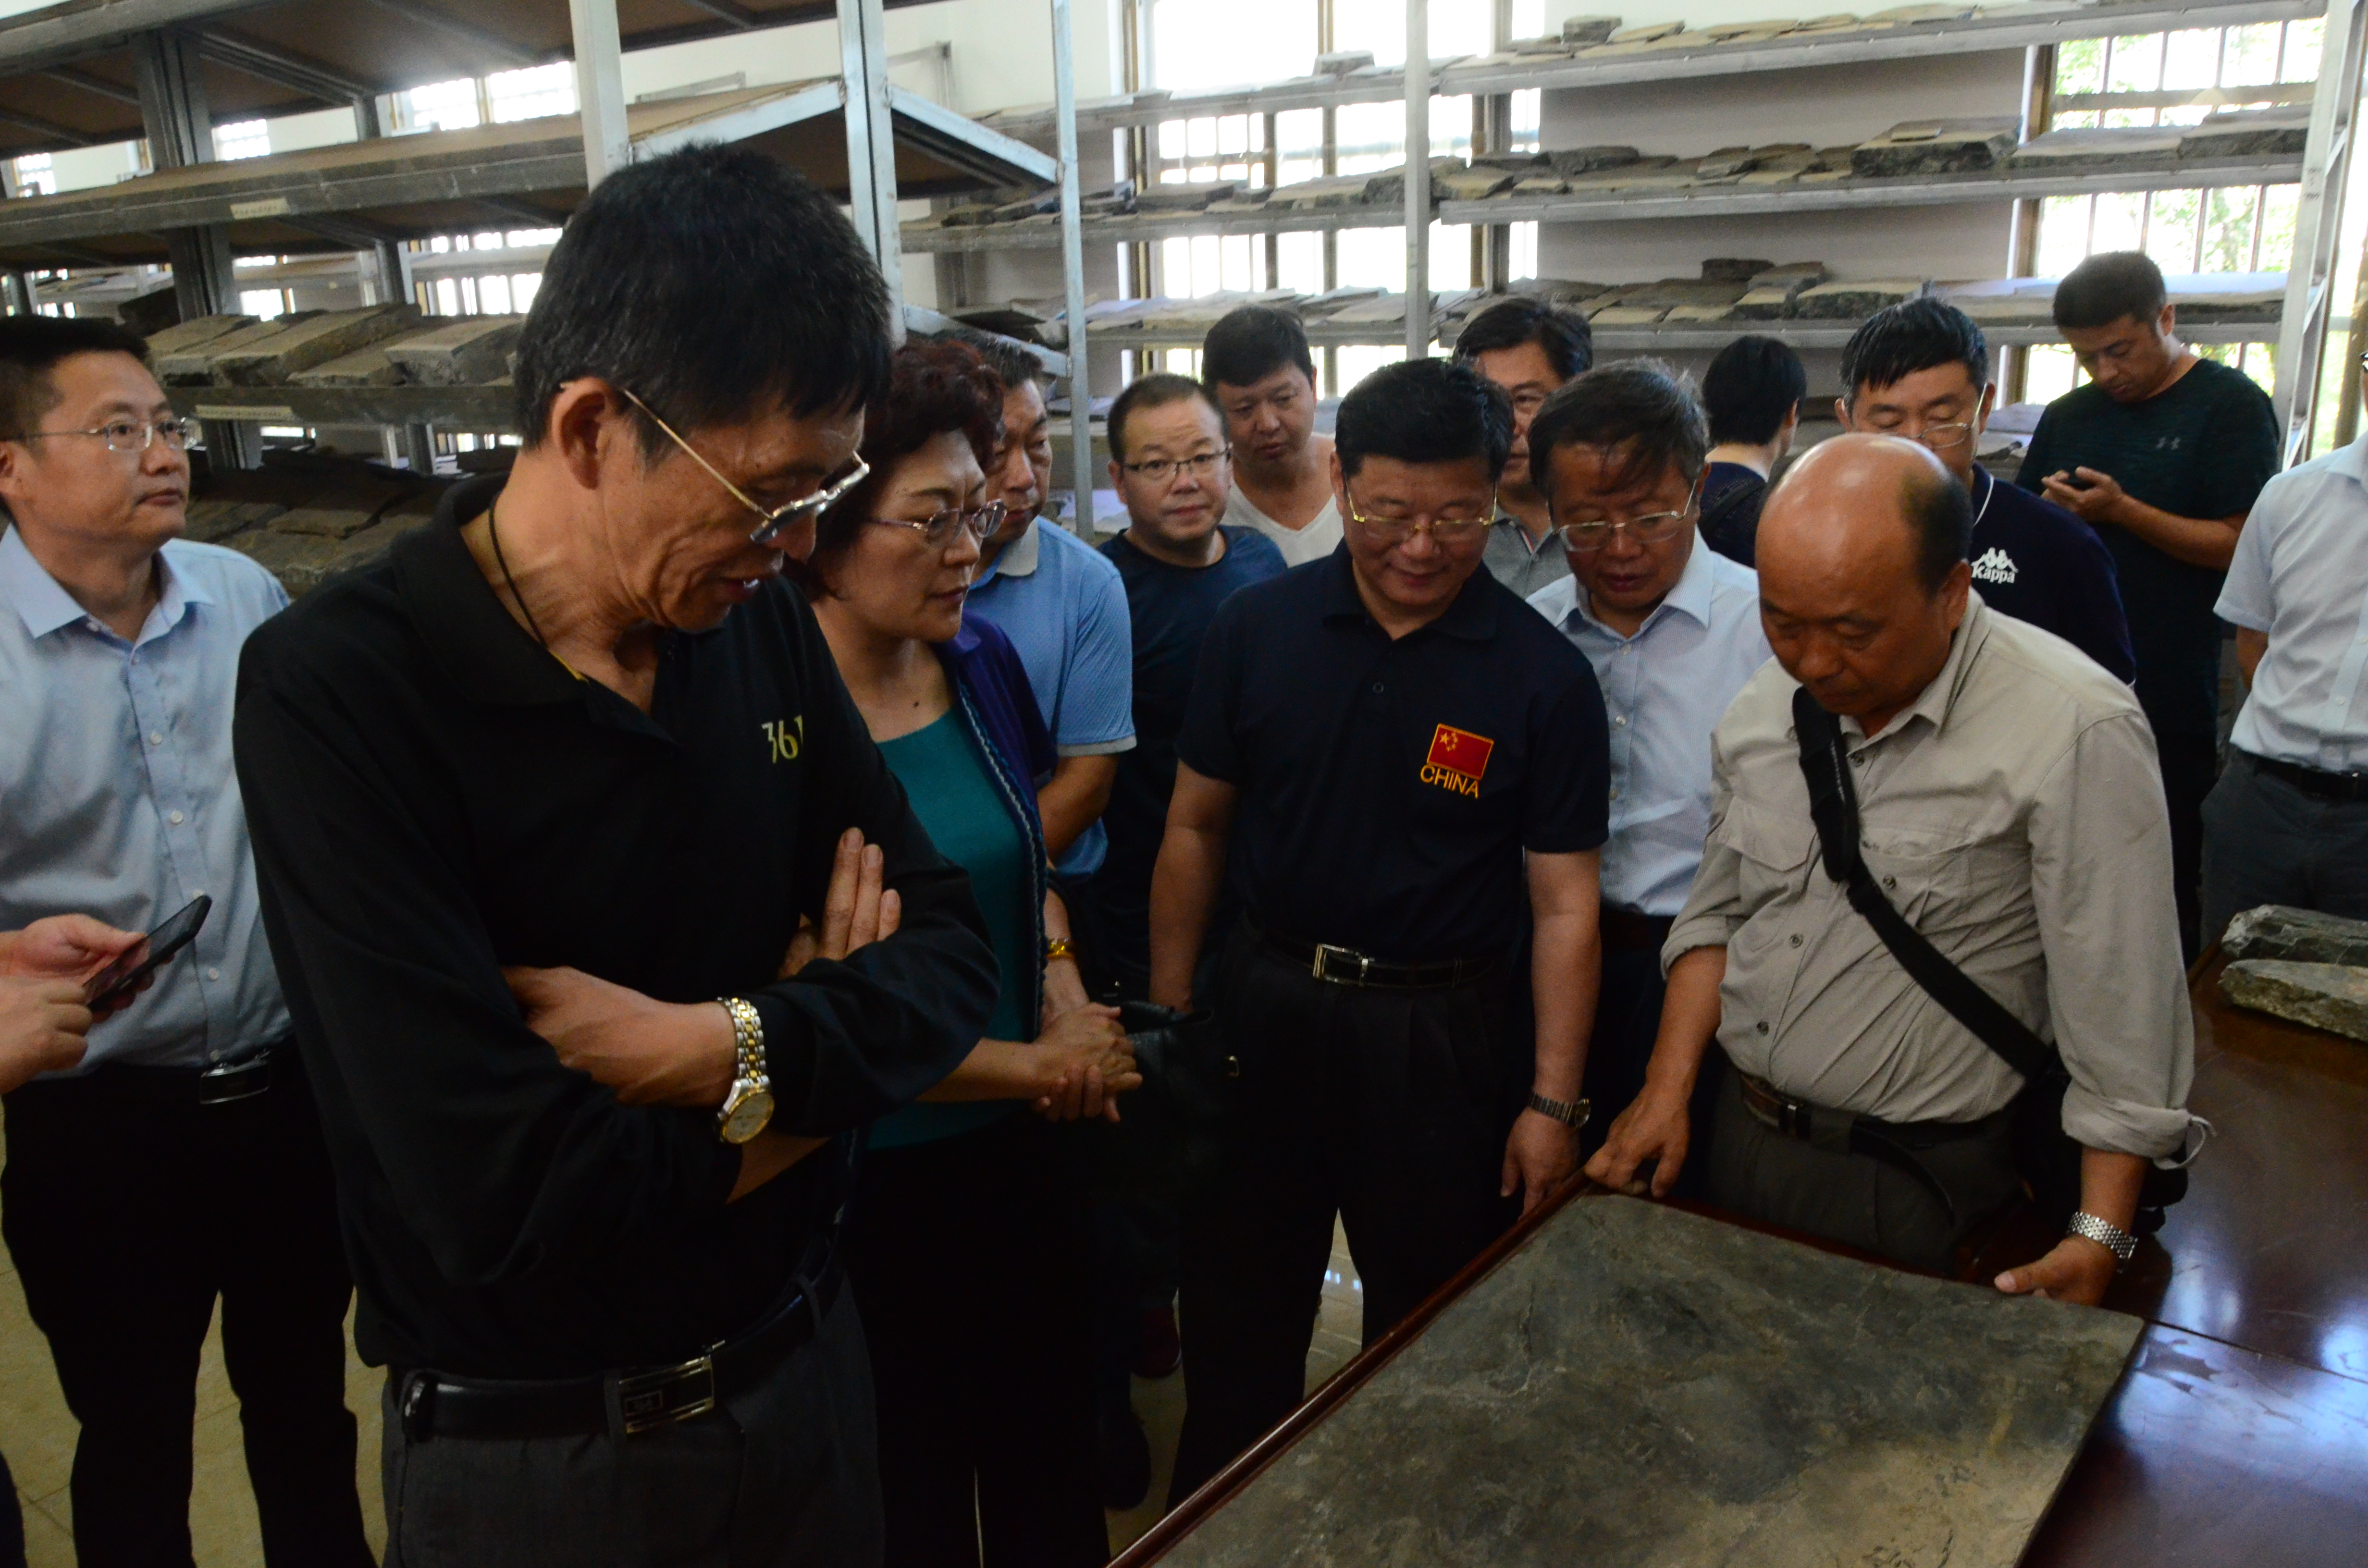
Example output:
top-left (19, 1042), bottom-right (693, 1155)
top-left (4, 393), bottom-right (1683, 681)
top-left (393, 1249), bottom-right (843, 1442)
top-left (6, 1045), bottom-right (283, 1106)
top-left (1736, 1072), bottom-right (2009, 1224)
top-left (1601, 908), bottom-right (1675, 954)
top-left (1260, 931), bottom-right (1497, 990)
top-left (2245, 748), bottom-right (2368, 803)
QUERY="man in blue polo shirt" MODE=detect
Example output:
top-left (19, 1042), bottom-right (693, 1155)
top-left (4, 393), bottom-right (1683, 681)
top-left (956, 332), bottom-right (1135, 974)
top-left (1150, 358), bottom-right (1608, 1499)
top-left (1838, 298), bottom-right (2135, 682)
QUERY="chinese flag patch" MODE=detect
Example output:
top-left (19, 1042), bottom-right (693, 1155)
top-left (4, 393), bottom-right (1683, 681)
top-left (1427, 724), bottom-right (1495, 782)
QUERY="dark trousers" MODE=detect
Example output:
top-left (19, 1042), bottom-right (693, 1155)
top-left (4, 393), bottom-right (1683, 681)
top-left (0, 1058), bottom-right (370, 1568)
top-left (1701, 1066), bottom-right (2023, 1275)
top-left (1170, 936), bottom-right (1521, 1502)
top-left (2200, 749), bottom-right (2368, 947)
top-left (1582, 916), bottom-right (1674, 1161)
top-left (381, 1287), bottom-right (880, 1567)
top-left (2158, 730), bottom-right (2220, 965)
top-left (841, 1115), bottom-right (1107, 1568)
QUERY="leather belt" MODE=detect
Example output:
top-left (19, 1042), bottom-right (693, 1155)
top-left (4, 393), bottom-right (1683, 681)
top-left (6, 1044), bottom-right (284, 1106)
top-left (1601, 908), bottom-right (1674, 953)
top-left (2245, 748), bottom-right (2368, 804)
top-left (1735, 1072), bottom-right (2007, 1224)
top-left (1260, 931), bottom-right (1497, 990)
top-left (393, 1247), bottom-right (843, 1442)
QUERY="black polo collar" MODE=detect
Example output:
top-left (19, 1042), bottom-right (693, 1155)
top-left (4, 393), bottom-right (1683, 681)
top-left (1315, 541), bottom-right (1504, 643)
top-left (394, 473), bottom-right (587, 708)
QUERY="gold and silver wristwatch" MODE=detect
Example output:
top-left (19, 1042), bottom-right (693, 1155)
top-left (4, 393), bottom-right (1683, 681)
top-left (716, 997), bottom-right (775, 1145)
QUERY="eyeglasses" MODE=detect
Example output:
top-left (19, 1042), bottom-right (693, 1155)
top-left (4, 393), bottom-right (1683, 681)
top-left (869, 502), bottom-right (1006, 549)
top-left (618, 386), bottom-right (869, 549)
top-left (20, 416), bottom-right (198, 454)
top-left (1344, 490), bottom-right (1496, 547)
top-left (1120, 449), bottom-right (1229, 486)
top-left (1551, 480), bottom-right (1701, 553)
top-left (1854, 417), bottom-right (1976, 453)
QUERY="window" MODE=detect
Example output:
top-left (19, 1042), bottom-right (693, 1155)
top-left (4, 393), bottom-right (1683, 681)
top-left (11, 152), bottom-right (55, 196)
top-left (397, 78), bottom-right (485, 133)
top-left (2024, 18), bottom-right (2320, 401)
top-left (214, 120), bottom-right (271, 160)
top-left (487, 63), bottom-right (577, 123)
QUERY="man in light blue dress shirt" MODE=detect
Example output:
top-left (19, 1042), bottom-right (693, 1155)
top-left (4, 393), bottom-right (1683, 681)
top-left (1524, 362), bottom-right (1772, 1147)
top-left (2203, 359), bottom-right (2368, 942)
top-left (0, 317), bottom-right (370, 1566)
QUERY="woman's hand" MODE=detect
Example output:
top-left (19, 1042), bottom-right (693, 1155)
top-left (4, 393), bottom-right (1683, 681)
top-left (1026, 1005), bottom-right (1138, 1124)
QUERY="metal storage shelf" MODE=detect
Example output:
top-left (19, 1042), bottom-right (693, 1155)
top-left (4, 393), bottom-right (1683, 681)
top-left (1104, 318), bottom-right (2284, 352)
top-left (980, 0), bottom-right (2324, 142)
top-left (903, 151), bottom-right (2310, 252)
top-left (0, 76), bottom-right (1052, 270)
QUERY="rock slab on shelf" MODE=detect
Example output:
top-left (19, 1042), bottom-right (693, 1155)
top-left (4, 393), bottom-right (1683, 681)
top-left (141, 314), bottom-right (258, 360)
top-left (213, 305), bottom-right (421, 386)
top-left (2220, 960), bottom-right (2368, 1042)
top-left (1851, 116), bottom-right (2021, 177)
top-left (2180, 106), bottom-right (2311, 160)
top-left (2222, 904), bottom-right (2368, 968)
top-left (1155, 1196), bottom-right (2139, 1568)
top-left (1794, 278), bottom-right (1928, 317)
top-left (383, 316), bottom-right (525, 387)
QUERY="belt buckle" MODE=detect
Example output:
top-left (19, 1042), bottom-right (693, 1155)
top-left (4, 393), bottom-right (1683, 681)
top-left (617, 1354), bottom-right (716, 1435)
top-left (1310, 943), bottom-right (1371, 986)
top-left (197, 1054), bottom-right (270, 1106)
top-left (1776, 1094), bottom-right (1811, 1141)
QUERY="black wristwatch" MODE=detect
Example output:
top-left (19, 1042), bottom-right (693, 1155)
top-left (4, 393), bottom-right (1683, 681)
top-left (1525, 1090), bottom-right (1590, 1130)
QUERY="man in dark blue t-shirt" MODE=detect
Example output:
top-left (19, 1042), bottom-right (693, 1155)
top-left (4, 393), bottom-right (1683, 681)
top-left (1096, 373), bottom-right (1287, 993)
top-left (2016, 251), bottom-right (2281, 956)
top-left (1837, 297), bottom-right (2136, 682)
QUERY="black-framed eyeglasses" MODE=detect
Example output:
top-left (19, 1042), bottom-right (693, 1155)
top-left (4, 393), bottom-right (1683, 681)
top-left (1343, 490), bottom-right (1495, 547)
top-left (1121, 449), bottom-right (1230, 486)
top-left (19, 416), bottom-right (198, 454)
top-left (618, 386), bottom-right (869, 549)
top-left (868, 502), bottom-right (1006, 549)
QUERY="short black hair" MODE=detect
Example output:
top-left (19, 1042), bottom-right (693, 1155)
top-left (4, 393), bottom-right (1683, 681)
top-left (943, 327), bottom-right (1047, 395)
top-left (1700, 335), bottom-right (1805, 446)
top-left (1900, 460), bottom-right (1974, 595)
top-left (511, 143), bottom-right (892, 456)
top-left (2053, 251), bottom-right (2168, 332)
top-left (1527, 359), bottom-right (1710, 498)
top-left (1107, 372), bottom-right (1222, 464)
top-left (1450, 295), bottom-right (1594, 380)
top-left (1840, 299), bottom-right (1989, 401)
top-left (1333, 357), bottom-right (1512, 482)
top-left (0, 316), bottom-right (151, 442)
top-left (1201, 305), bottom-right (1314, 392)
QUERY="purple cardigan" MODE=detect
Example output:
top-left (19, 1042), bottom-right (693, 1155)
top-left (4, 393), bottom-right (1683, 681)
top-left (933, 612), bottom-right (1056, 1029)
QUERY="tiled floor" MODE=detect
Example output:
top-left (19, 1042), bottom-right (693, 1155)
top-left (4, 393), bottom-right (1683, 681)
top-left (0, 1116), bottom-right (1360, 1568)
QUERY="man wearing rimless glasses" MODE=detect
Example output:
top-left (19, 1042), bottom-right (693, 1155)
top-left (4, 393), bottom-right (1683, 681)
top-left (233, 147), bottom-right (997, 1564)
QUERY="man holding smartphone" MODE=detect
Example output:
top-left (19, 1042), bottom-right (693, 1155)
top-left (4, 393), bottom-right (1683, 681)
top-left (0, 317), bottom-right (374, 1565)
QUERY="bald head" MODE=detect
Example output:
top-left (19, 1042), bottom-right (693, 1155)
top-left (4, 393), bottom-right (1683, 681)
top-left (1755, 433), bottom-right (1974, 734)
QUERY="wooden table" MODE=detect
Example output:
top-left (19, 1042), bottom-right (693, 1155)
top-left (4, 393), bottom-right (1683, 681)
top-left (1119, 955), bottom-right (2368, 1566)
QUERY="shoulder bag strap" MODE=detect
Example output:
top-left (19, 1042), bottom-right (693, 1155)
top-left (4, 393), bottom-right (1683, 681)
top-left (1788, 686), bottom-right (2059, 1085)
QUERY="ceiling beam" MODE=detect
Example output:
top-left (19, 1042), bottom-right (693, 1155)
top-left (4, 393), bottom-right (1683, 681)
top-left (0, 105), bottom-right (98, 148)
top-left (674, 0), bottom-right (763, 28)
top-left (41, 67), bottom-right (143, 107)
top-left (358, 0), bottom-right (546, 72)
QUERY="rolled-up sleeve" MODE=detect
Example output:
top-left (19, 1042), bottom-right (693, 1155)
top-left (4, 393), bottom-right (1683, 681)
top-left (2027, 712), bottom-right (2196, 1157)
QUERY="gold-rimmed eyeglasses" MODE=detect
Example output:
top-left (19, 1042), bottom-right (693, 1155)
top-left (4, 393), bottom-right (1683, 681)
top-left (1343, 490), bottom-right (1496, 547)
top-left (20, 416), bottom-right (198, 454)
top-left (869, 502), bottom-right (1007, 549)
top-left (618, 386), bottom-right (869, 549)
top-left (1550, 475), bottom-right (1702, 553)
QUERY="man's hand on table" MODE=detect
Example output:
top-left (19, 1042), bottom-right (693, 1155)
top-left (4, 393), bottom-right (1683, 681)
top-left (1502, 1109), bottom-right (1579, 1215)
top-left (1993, 1236), bottom-right (2118, 1307)
top-left (1583, 1087), bottom-right (1692, 1198)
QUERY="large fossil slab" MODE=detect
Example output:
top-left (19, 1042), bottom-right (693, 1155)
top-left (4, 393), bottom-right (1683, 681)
top-left (1851, 116), bottom-right (2021, 177)
top-left (2221, 960), bottom-right (2368, 1043)
top-left (2222, 905), bottom-right (2368, 968)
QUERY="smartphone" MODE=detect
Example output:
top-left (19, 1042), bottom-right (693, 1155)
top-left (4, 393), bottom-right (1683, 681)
top-left (85, 894), bottom-right (211, 1010)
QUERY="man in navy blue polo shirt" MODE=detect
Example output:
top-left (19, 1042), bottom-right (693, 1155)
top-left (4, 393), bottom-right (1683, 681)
top-left (1837, 298), bottom-right (2135, 682)
top-left (1149, 358), bottom-right (1609, 1499)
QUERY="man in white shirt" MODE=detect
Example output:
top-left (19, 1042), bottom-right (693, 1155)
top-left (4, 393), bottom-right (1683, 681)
top-left (1523, 362), bottom-right (1771, 1143)
top-left (0, 316), bottom-right (371, 1564)
top-left (2204, 353), bottom-right (2368, 941)
top-left (1202, 306), bottom-right (1344, 566)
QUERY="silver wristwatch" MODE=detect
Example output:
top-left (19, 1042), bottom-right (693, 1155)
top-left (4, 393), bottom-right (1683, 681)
top-left (2066, 1210), bottom-right (2139, 1266)
top-left (1525, 1090), bottom-right (1591, 1130)
top-left (716, 997), bottom-right (775, 1145)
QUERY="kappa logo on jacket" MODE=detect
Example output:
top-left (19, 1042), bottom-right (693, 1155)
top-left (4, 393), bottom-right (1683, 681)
top-left (1970, 547), bottom-right (2019, 586)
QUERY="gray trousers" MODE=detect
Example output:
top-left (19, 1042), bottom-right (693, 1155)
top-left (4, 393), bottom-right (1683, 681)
top-left (2201, 749), bottom-right (2368, 949)
top-left (1702, 1068), bottom-right (2022, 1275)
top-left (381, 1287), bottom-right (881, 1568)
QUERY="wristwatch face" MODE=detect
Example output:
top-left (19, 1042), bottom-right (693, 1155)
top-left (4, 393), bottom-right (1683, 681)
top-left (719, 1084), bottom-right (775, 1145)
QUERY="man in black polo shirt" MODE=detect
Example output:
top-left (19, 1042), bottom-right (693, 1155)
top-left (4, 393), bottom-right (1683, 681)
top-left (2018, 251), bottom-right (2280, 956)
top-left (1151, 358), bottom-right (1608, 1498)
top-left (233, 147), bottom-right (995, 1565)
top-left (1838, 298), bottom-right (2135, 681)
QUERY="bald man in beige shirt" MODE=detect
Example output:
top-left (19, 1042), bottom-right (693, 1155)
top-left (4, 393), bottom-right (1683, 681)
top-left (1588, 434), bottom-right (2198, 1307)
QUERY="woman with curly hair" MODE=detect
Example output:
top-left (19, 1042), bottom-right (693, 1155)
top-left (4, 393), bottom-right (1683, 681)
top-left (807, 338), bottom-right (1130, 1568)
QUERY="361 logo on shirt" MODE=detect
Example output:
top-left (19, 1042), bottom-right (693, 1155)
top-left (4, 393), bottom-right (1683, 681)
top-left (1421, 724), bottom-right (1493, 797)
